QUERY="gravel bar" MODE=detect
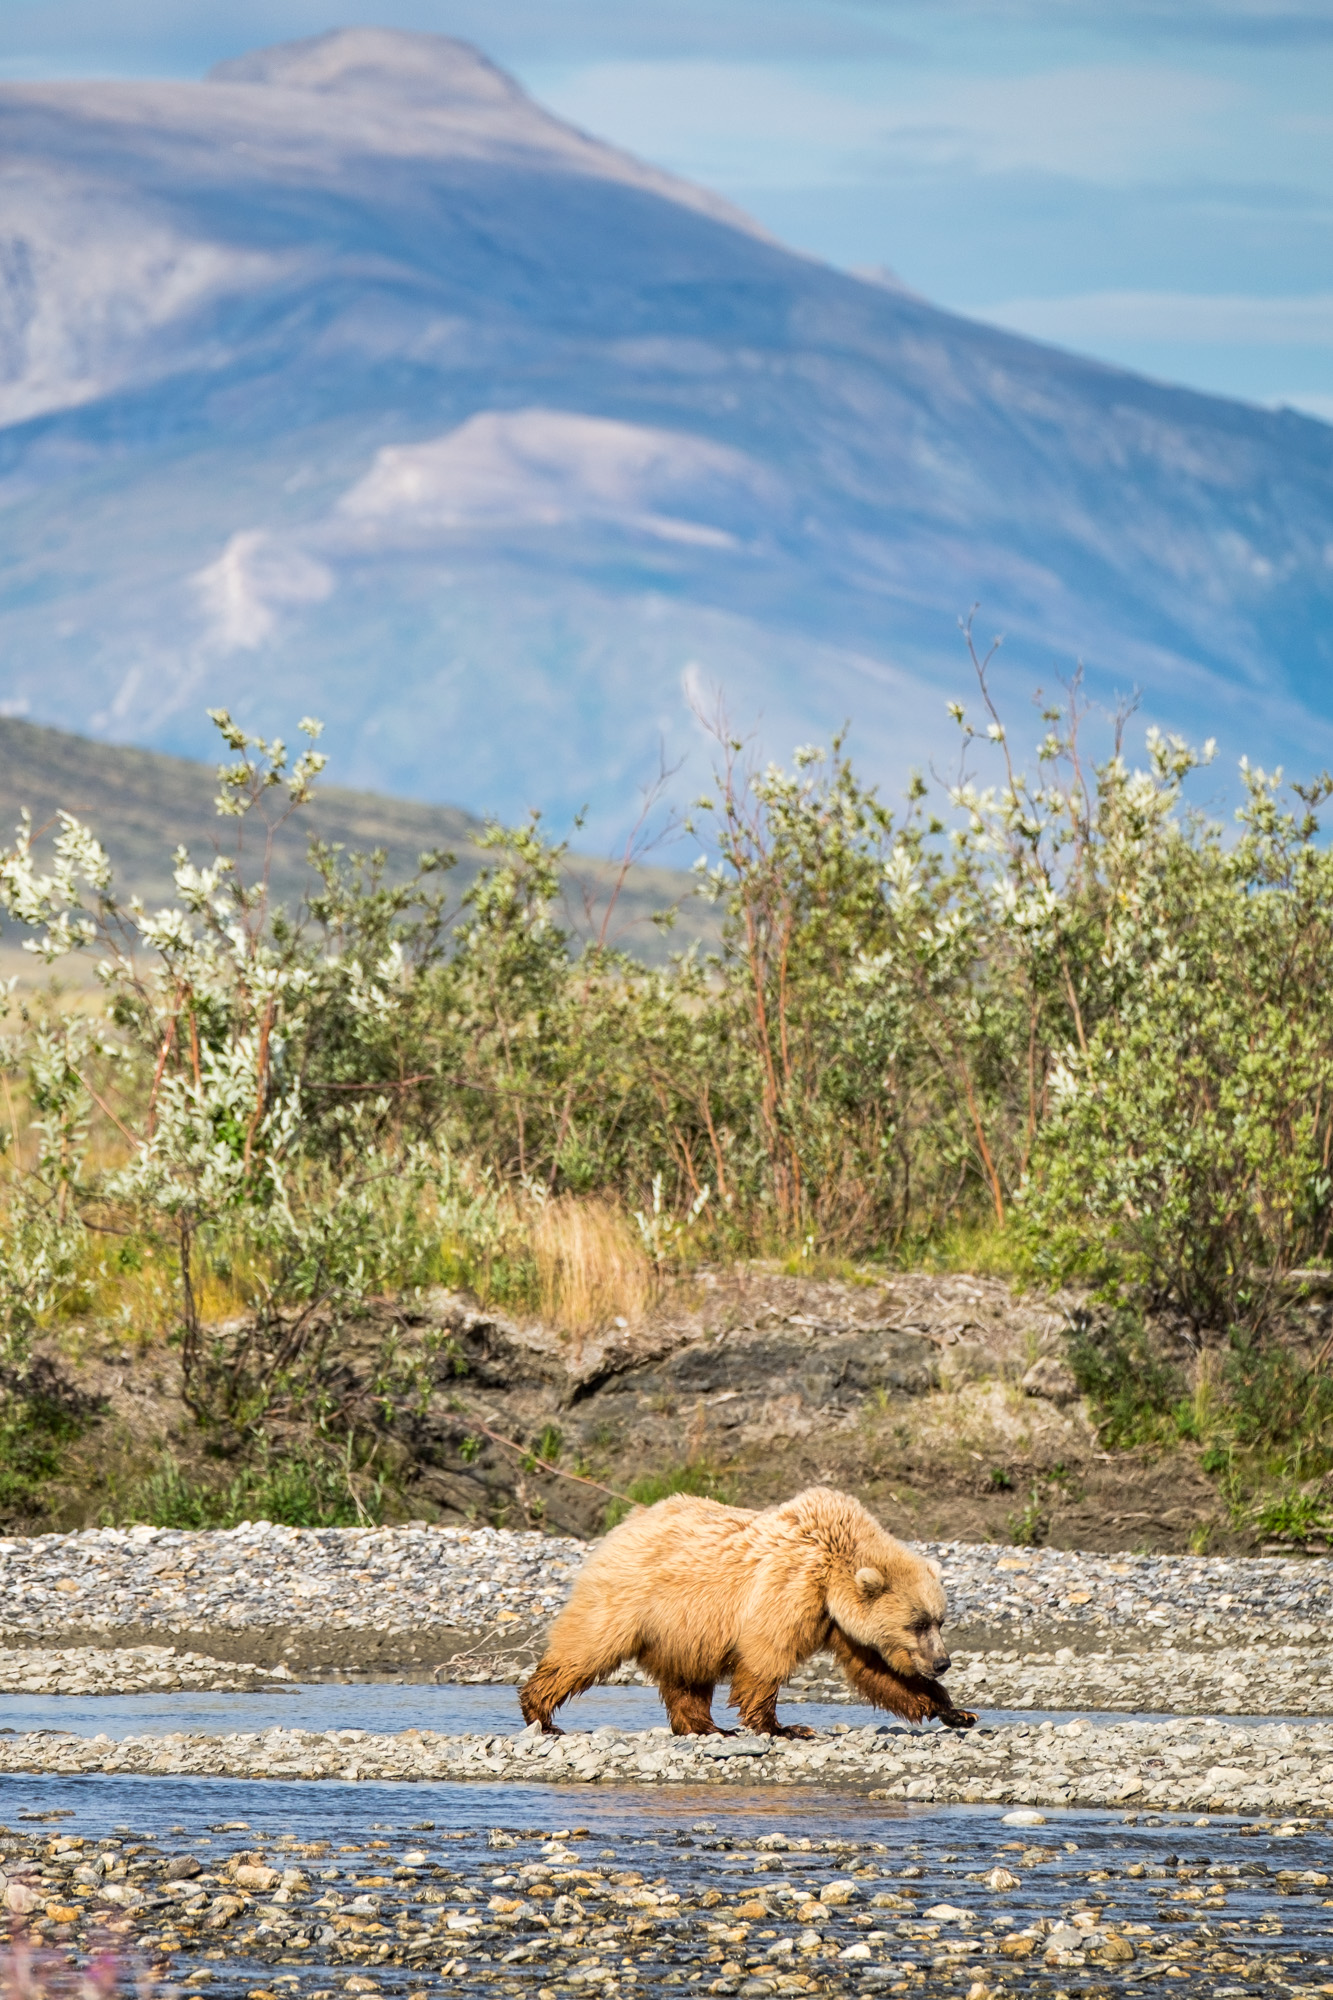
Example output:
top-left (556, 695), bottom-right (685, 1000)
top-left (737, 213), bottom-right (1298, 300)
top-left (0, 1524), bottom-right (580, 1656)
top-left (0, 1644), bottom-right (295, 1696)
top-left (3, 1525), bottom-right (1330, 1655)
top-left (5, 1716), bottom-right (1333, 1816)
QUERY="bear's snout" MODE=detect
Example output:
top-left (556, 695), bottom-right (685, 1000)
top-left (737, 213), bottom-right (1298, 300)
top-left (933, 1650), bottom-right (952, 1675)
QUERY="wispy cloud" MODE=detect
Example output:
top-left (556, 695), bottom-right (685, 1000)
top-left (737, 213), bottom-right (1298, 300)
top-left (536, 59), bottom-right (1234, 189)
top-left (978, 289), bottom-right (1333, 344)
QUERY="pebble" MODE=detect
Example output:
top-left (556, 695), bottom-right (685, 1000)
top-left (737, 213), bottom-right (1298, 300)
top-left (1, 1524), bottom-right (1329, 1651)
top-left (2, 1715), bottom-right (1333, 1816)
top-left (16, 1638), bottom-right (1325, 1720)
top-left (937, 1541), bottom-right (1333, 1647)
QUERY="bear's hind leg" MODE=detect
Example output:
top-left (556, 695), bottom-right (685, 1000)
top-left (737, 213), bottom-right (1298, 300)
top-left (730, 1663), bottom-right (816, 1739)
top-left (519, 1655), bottom-right (606, 1735)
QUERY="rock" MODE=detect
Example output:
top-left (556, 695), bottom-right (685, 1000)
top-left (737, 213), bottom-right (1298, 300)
top-left (1044, 1924), bottom-right (1087, 1954)
top-left (1001, 1811), bottom-right (1046, 1827)
top-left (986, 1868), bottom-right (1021, 1891)
top-left (1021, 1356), bottom-right (1080, 1404)
top-left (231, 1862), bottom-right (280, 1891)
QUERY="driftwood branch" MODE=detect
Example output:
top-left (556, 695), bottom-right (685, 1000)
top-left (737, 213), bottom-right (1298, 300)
top-left (462, 1415), bottom-right (632, 1504)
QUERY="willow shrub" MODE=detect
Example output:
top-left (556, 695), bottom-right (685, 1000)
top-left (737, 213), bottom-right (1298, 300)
top-left (3, 680), bottom-right (1333, 1392)
top-left (1020, 761), bottom-right (1333, 1334)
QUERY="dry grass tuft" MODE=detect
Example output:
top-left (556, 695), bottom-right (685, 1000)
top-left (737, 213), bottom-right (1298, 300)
top-left (532, 1194), bottom-right (655, 1338)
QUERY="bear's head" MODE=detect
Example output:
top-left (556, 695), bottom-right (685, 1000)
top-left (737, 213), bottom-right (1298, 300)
top-left (828, 1545), bottom-right (951, 1681)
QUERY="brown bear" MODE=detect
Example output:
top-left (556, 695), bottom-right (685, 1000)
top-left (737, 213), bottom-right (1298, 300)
top-left (519, 1484), bottom-right (976, 1738)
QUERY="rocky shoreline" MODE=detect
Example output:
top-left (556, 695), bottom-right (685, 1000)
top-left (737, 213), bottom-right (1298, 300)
top-left (1, 1713), bottom-right (1331, 1818)
top-left (5, 1517), bottom-right (1333, 1996)
top-left (0, 1642), bottom-right (296, 1696)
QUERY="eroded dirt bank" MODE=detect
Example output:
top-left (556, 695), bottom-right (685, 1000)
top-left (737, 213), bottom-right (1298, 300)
top-left (23, 1271), bottom-right (1243, 1553)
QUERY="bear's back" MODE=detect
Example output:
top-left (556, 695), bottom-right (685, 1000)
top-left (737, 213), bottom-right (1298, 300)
top-left (766, 1485), bottom-right (883, 1554)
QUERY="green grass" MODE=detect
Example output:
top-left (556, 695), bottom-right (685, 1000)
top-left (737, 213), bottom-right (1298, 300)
top-left (1251, 1488), bottom-right (1331, 1542)
top-left (602, 1461), bottom-right (729, 1530)
top-left (897, 1217), bottom-right (1023, 1279)
top-left (523, 1424), bottom-right (563, 1470)
top-left (1006, 1485), bottom-right (1048, 1547)
top-left (1066, 1305), bottom-right (1333, 1544)
top-left (119, 1441), bottom-right (388, 1530)
top-left (0, 1384), bottom-right (92, 1522)
top-left (1065, 1309), bottom-right (1191, 1450)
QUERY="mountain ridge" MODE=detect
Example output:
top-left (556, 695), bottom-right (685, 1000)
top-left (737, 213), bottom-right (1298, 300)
top-left (0, 715), bottom-right (707, 969)
top-left (1, 27), bottom-right (1331, 840)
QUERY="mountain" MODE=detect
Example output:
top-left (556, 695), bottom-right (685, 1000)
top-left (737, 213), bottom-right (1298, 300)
top-left (0, 717), bottom-right (709, 971)
top-left (2, 27), bottom-right (1332, 841)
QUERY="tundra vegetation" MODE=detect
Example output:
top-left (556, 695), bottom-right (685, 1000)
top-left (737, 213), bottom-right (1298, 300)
top-left (3, 647), bottom-right (1333, 1540)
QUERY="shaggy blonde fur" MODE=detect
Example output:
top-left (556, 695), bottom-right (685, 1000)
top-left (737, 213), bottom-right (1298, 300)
top-left (519, 1485), bottom-right (976, 1737)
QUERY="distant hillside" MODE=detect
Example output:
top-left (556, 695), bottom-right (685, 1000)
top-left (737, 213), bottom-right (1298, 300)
top-left (2, 27), bottom-right (1331, 846)
top-left (0, 719), bottom-right (710, 968)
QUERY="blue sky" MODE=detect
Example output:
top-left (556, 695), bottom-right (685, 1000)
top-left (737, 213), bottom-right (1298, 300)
top-left (3, 0), bottom-right (1330, 419)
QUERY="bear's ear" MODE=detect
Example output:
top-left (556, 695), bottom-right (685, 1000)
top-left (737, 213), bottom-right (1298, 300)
top-left (854, 1566), bottom-right (886, 1598)
top-left (925, 1558), bottom-right (943, 1580)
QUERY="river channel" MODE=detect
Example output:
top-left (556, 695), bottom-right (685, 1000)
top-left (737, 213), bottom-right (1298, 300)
top-left (1, 1683), bottom-right (1331, 2000)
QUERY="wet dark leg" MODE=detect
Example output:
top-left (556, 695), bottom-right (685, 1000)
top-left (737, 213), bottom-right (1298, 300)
top-left (827, 1626), bottom-right (976, 1728)
top-left (519, 1655), bottom-right (605, 1734)
top-left (730, 1664), bottom-right (816, 1738)
top-left (658, 1677), bottom-right (728, 1735)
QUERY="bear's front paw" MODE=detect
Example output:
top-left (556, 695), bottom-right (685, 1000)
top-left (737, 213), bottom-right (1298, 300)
top-left (774, 1723), bottom-right (818, 1740)
top-left (940, 1706), bottom-right (977, 1730)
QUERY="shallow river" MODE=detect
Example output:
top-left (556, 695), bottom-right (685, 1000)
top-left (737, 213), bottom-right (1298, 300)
top-left (2, 1687), bottom-right (1331, 1999)
top-left (0, 1683), bottom-right (1317, 1740)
